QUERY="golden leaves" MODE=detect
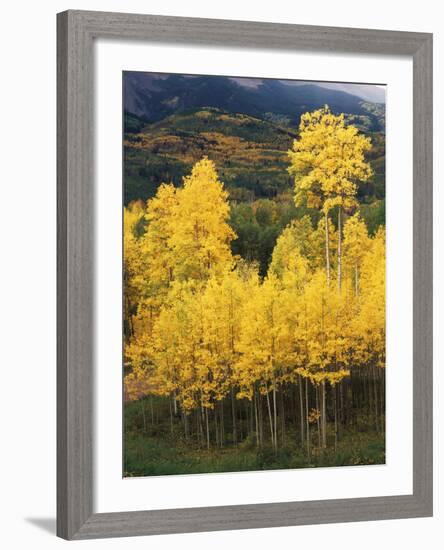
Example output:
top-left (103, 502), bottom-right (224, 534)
top-left (124, 115), bottom-right (385, 415)
top-left (288, 106), bottom-right (373, 214)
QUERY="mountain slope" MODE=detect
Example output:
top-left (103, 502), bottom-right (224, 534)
top-left (123, 107), bottom-right (385, 208)
top-left (124, 73), bottom-right (385, 131)
top-left (123, 108), bottom-right (297, 204)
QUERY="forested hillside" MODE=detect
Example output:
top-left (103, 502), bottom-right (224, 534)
top-left (124, 93), bottom-right (385, 276)
top-left (123, 99), bottom-right (386, 476)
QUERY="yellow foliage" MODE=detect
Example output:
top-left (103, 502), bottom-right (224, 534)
top-left (351, 228), bottom-right (386, 368)
top-left (123, 121), bottom-right (385, 417)
top-left (169, 157), bottom-right (236, 282)
top-left (288, 106), bottom-right (373, 215)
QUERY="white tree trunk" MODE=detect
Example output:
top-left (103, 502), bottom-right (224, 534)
top-left (337, 206), bottom-right (342, 293)
top-left (321, 380), bottom-right (327, 448)
top-left (325, 211), bottom-right (331, 285)
top-left (266, 391), bottom-right (274, 449)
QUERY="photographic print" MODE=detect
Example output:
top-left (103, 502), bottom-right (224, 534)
top-left (123, 72), bottom-right (386, 477)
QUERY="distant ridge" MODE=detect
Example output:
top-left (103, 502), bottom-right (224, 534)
top-left (124, 72), bottom-right (385, 131)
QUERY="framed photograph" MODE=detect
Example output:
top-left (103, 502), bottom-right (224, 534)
top-left (57, 10), bottom-right (433, 540)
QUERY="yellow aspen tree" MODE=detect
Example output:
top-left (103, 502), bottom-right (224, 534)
top-left (199, 268), bottom-right (251, 445)
top-left (343, 213), bottom-right (371, 297)
top-left (268, 219), bottom-right (311, 285)
top-left (169, 157), bottom-right (236, 283)
top-left (297, 270), bottom-right (352, 448)
top-left (352, 228), bottom-right (386, 369)
top-left (235, 273), bottom-right (297, 449)
top-left (288, 106), bottom-right (373, 290)
top-left (148, 280), bottom-right (214, 442)
top-left (126, 158), bottom-right (237, 425)
top-left (125, 184), bottom-right (179, 351)
top-left (351, 228), bottom-right (385, 432)
top-left (288, 107), bottom-right (373, 449)
top-left (124, 184), bottom-right (178, 374)
top-left (153, 282), bottom-right (199, 406)
top-left (123, 201), bottom-right (148, 340)
top-left (122, 136), bottom-right (385, 463)
top-left (268, 227), bottom-right (313, 448)
top-left (139, 182), bottom-right (178, 308)
top-left (310, 215), bottom-right (337, 272)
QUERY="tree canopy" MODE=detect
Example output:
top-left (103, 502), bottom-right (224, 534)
top-left (124, 114), bottom-right (385, 456)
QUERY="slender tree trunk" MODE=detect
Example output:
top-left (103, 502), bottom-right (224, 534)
top-left (266, 391), bottom-right (274, 448)
top-left (254, 390), bottom-right (260, 447)
top-left (195, 408), bottom-right (202, 447)
top-left (340, 381), bottom-right (344, 430)
top-left (238, 403), bottom-right (245, 441)
top-left (364, 368), bottom-right (369, 417)
top-left (350, 373), bottom-right (355, 427)
top-left (258, 393), bottom-right (264, 445)
top-left (381, 370), bottom-right (386, 432)
top-left (305, 378), bottom-right (310, 459)
top-left (333, 385), bottom-right (338, 451)
top-left (169, 398), bottom-right (173, 434)
top-left (231, 388), bottom-right (237, 446)
top-left (368, 368), bottom-right (374, 427)
top-left (280, 390), bottom-right (286, 447)
top-left (150, 395), bottom-right (154, 425)
top-left (244, 400), bottom-right (247, 440)
top-left (325, 211), bottom-right (331, 285)
top-left (337, 206), bottom-right (343, 293)
top-left (321, 380), bottom-right (327, 448)
top-left (273, 386), bottom-right (278, 451)
top-left (299, 376), bottom-right (305, 447)
top-left (184, 412), bottom-right (188, 440)
top-left (373, 367), bottom-right (379, 433)
top-left (198, 409), bottom-right (204, 447)
top-left (315, 386), bottom-right (321, 450)
top-left (214, 407), bottom-right (219, 448)
top-left (205, 408), bottom-right (210, 450)
top-left (220, 400), bottom-right (225, 447)
top-left (141, 400), bottom-right (147, 433)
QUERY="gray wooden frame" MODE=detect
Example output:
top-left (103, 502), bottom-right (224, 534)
top-left (57, 9), bottom-right (433, 540)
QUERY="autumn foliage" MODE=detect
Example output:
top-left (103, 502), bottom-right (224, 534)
top-left (124, 109), bottom-right (385, 460)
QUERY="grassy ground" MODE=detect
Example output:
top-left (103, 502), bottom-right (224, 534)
top-left (123, 400), bottom-right (385, 477)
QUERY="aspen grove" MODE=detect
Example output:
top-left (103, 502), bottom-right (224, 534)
top-left (124, 107), bottom-right (385, 466)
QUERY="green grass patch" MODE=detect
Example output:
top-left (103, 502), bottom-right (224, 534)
top-left (123, 400), bottom-right (385, 477)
